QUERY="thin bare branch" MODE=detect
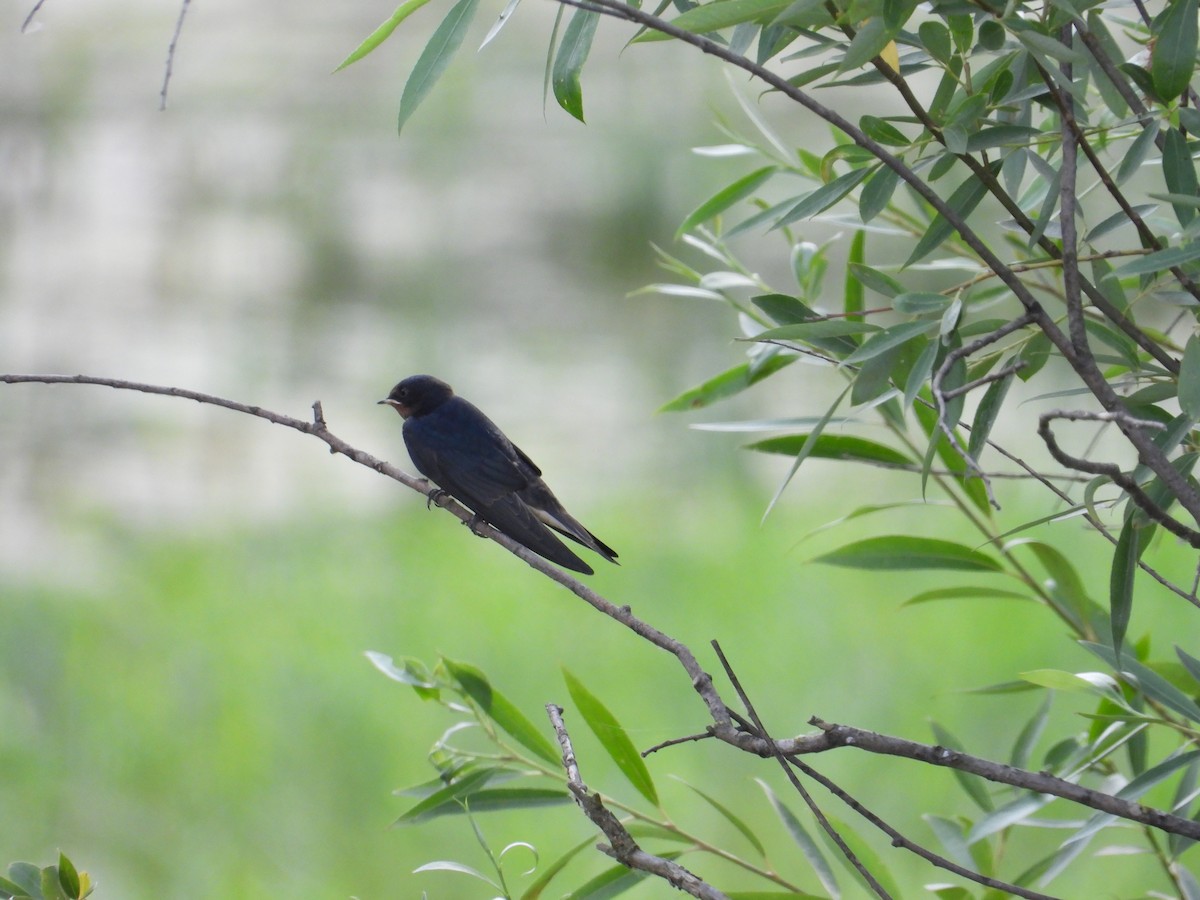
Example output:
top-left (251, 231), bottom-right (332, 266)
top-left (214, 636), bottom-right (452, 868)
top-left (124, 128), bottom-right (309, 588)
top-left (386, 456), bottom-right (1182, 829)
top-left (161, 0), bottom-right (192, 111)
top-left (547, 704), bottom-right (732, 900)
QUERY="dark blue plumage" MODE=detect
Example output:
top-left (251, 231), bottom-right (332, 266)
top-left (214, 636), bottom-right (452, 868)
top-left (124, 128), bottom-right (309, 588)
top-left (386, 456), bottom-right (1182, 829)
top-left (379, 374), bottom-right (618, 575)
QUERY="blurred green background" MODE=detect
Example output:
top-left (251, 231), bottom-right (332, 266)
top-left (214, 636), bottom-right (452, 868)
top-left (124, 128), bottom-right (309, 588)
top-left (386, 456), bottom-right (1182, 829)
top-left (3, 0), bottom-right (1197, 896)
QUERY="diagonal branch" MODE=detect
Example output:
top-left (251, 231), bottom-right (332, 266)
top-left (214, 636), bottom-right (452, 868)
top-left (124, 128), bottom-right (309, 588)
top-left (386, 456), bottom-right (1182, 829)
top-left (547, 703), bottom-right (731, 900)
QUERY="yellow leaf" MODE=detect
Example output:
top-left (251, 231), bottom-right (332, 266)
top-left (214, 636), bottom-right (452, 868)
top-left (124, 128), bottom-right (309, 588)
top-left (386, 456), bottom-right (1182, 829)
top-left (880, 39), bottom-right (900, 73)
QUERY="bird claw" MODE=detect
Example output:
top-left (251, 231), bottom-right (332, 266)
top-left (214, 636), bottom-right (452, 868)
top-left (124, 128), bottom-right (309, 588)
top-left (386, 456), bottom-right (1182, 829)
top-left (465, 514), bottom-right (489, 538)
top-left (425, 487), bottom-right (447, 510)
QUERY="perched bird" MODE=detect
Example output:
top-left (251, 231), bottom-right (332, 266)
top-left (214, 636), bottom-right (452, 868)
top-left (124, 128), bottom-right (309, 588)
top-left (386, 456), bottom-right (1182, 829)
top-left (379, 374), bottom-right (618, 575)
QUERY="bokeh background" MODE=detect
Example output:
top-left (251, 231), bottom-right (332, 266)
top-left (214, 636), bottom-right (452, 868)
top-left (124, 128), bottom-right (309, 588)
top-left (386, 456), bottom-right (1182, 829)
top-left (3, 0), bottom-right (1197, 896)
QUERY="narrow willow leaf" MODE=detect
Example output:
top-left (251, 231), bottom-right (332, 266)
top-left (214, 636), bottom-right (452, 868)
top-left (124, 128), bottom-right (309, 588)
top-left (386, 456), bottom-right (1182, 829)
top-left (814, 535), bottom-right (1003, 571)
top-left (967, 372), bottom-right (1012, 459)
top-left (1086, 204), bottom-right (1159, 242)
top-left (1013, 538), bottom-right (1100, 632)
top-left (1178, 646), bottom-right (1200, 687)
top-left (677, 166), bottom-right (778, 238)
top-left (335, 0), bottom-right (435, 71)
top-left (520, 836), bottom-right (596, 900)
top-left (763, 387), bottom-right (849, 519)
top-left (841, 320), bottom-right (937, 365)
top-left (774, 168), bottom-right (872, 228)
top-left (1011, 693), bottom-right (1052, 769)
top-left (904, 337), bottom-right (938, 409)
top-left (757, 780), bottom-right (840, 896)
top-left (1180, 335), bottom-right (1200, 419)
top-left (903, 586), bottom-right (1033, 605)
top-left (480, 0), bottom-right (522, 49)
top-left (1109, 521), bottom-right (1153, 661)
top-left (654, 0), bottom-right (793, 36)
top-left (394, 767), bottom-right (504, 823)
top-left (1083, 642), bottom-right (1200, 724)
top-left (820, 815), bottom-right (900, 898)
top-left (444, 659), bottom-right (561, 764)
top-left (893, 291), bottom-right (950, 315)
top-left (552, 7), bottom-right (599, 122)
top-left (845, 229), bottom-right (865, 320)
top-left (924, 816), bottom-right (974, 870)
top-left (847, 262), bottom-right (904, 298)
top-left (397, 0), bottom-right (483, 133)
top-left (1152, 0), bottom-right (1199, 102)
top-left (965, 125), bottom-right (1041, 151)
top-left (659, 356), bottom-right (795, 411)
top-left (1116, 243), bottom-right (1200, 276)
top-left (1117, 120), bottom-right (1161, 185)
top-left (905, 173), bottom-right (990, 266)
top-left (1165, 127), bottom-right (1200, 228)
top-left (563, 668), bottom-right (658, 806)
top-left (746, 433), bottom-right (912, 466)
top-left (858, 164), bottom-right (901, 223)
top-left (676, 779), bottom-right (767, 859)
top-left (413, 860), bottom-right (499, 886)
top-left (365, 650), bottom-right (436, 688)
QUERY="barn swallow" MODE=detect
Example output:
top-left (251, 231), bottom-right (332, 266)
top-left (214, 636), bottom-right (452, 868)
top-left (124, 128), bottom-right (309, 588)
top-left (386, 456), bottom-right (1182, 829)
top-left (379, 374), bottom-right (618, 575)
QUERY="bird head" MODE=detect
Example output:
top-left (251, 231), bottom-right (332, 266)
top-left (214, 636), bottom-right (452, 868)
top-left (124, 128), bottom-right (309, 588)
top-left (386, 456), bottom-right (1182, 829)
top-left (378, 374), bottom-right (455, 419)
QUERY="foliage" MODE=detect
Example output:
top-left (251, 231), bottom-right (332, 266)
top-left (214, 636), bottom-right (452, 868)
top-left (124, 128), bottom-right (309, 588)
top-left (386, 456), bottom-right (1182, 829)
top-left (345, 0), bottom-right (1200, 894)
top-left (0, 855), bottom-right (92, 900)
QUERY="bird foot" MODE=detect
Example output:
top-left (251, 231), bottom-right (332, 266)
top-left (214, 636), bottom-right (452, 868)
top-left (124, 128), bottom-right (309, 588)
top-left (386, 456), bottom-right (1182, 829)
top-left (425, 487), bottom-right (447, 510)
top-left (464, 514), bottom-right (489, 538)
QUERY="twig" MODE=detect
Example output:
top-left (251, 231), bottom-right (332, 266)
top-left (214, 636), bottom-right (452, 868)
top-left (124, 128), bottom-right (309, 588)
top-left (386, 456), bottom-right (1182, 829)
top-left (711, 641), bottom-right (893, 899)
top-left (21, 0), bottom-right (49, 32)
top-left (641, 731), bottom-right (715, 756)
top-left (547, 704), bottom-right (732, 900)
top-left (1037, 409), bottom-right (1200, 547)
top-left (160, 0), bottom-right (192, 111)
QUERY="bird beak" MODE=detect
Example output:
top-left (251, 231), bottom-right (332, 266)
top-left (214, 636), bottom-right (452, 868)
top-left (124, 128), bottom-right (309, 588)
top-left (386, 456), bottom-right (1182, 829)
top-left (378, 398), bottom-right (410, 418)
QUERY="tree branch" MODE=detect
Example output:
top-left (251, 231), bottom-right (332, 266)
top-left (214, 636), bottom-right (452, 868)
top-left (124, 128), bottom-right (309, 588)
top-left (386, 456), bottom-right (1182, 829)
top-left (547, 704), bottom-right (732, 900)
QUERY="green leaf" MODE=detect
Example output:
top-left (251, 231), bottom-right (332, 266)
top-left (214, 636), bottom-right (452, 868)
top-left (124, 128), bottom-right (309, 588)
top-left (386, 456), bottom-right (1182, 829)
top-left (965, 125), bottom-right (1041, 151)
top-left (841, 320), bottom-right (938, 365)
top-left (919, 20), bottom-right (953, 64)
top-left (1011, 693), bottom-right (1052, 770)
top-left (839, 17), bottom-right (893, 73)
top-left (813, 535), bottom-right (1003, 571)
top-left (1152, 0), bottom-right (1199, 102)
top-left (659, 356), bottom-right (795, 411)
top-left (1180, 335), bottom-right (1200, 419)
top-left (930, 720), bottom-right (994, 811)
top-left (845, 229), bottom-right (865, 321)
top-left (563, 668), bottom-right (658, 806)
top-left (757, 780), bottom-right (840, 896)
top-left (552, 7), bottom-right (600, 122)
top-left (479, 0), bottom-right (522, 49)
top-left (1164, 127), bottom-right (1199, 227)
top-left (763, 387), bottom-right (850, 518)
top-left (967, 372), bottom-right (1012, 459)
top-left (413, 860), bottom-right (499, 887)
top-left (397, 0), bottom-right (483, 133)
top-left (774, 168), bottom-right (873, 228)
top-left (847, 263), bottom-right (904, 298)
top-left (892, 291), bottom-right (950, 315)
top-left (1012, 539), bottom-right (1100, 633)
top-left (396, 779), bottom-right (570, 824)
top-left (1115, 243), bottom-right (1200, 276)
top-left (859, 164), bottom-right (901, 223)
top-left (444, 659), bottom-right (561, 764)
top-left (334, 0), bottom-right (436, 71)
top-left (55, 857), bottom-right (78, 900)
top-left (746, 433), bottom-right (912, 466)
top-left (1110, 521), bottom-right (1153, 661)
top-left (658, 0), bottom-right (792, 35)
top-left (1083, 642), bottom-right (1200, 724)
top-left (677, 167), bottom-right (778, 237)
top-left (756, 320), bottom-right (879, 340)
top-left (676, 779), bottom-right (767, 859)
top-left (903, 586), bottom-right (1033, 605)
top-left (905, 171), bottom-right (991, 266)
top-left (520, 836), bottom-right (597, 900)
